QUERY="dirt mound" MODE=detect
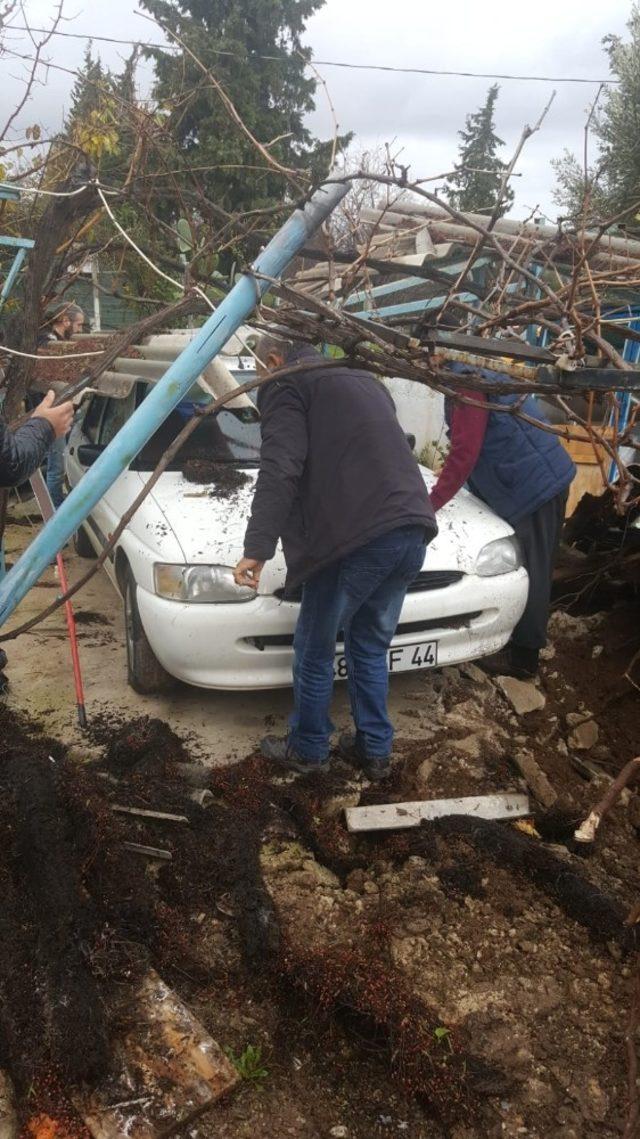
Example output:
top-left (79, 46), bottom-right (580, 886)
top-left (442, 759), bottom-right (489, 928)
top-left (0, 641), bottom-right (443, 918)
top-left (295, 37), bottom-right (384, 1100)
top-left (102, 715), bottom-right (187, 775)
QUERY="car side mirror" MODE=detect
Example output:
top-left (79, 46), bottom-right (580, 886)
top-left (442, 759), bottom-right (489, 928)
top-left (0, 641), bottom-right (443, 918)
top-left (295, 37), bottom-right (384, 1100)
top-left (77, 443), bottom-right (105, 467)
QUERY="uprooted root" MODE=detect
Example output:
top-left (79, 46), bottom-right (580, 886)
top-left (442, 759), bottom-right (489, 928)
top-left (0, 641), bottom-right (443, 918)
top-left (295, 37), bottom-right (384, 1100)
top-left (279, 940), bottom-right (509, 1126)
top-left (432, 815), bottom-right (634, 948)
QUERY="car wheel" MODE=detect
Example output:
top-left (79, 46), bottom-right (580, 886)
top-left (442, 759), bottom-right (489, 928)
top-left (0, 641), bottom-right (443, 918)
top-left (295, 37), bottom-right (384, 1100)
top-left (123, 566), bottom-right (174, 695)
top-left (73, 525), bottom-right (96, 558)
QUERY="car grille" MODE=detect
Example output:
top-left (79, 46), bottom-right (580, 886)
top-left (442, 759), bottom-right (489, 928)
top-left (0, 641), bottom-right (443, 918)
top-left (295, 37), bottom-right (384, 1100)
top-left (407, 570), bottom-right (463, 593)
top-left (274, 569), bottom-right (463, 603)
top-left (242, 611), bottom-right (481, 652)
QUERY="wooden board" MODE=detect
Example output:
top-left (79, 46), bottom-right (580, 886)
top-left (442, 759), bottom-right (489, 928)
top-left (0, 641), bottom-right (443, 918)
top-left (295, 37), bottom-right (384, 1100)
top-left (345, 793), bottom-right (531, 833)
top-left (73, 971), bottom-right (238, 1139)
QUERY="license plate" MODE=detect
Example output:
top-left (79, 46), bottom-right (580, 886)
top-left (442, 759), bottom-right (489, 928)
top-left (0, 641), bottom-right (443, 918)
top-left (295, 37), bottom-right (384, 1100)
top-left (334, 640), bottom-right (438, 679)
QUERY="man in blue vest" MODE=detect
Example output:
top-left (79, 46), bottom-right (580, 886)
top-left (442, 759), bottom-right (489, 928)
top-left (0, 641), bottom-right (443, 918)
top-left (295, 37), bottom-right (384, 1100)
top-left (431, 364), bottom-right (575, 679)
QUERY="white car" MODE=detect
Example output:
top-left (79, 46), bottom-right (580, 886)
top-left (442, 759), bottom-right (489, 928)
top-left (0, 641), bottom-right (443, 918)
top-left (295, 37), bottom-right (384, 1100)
top-left (66, 338), bottom-right (529, 693)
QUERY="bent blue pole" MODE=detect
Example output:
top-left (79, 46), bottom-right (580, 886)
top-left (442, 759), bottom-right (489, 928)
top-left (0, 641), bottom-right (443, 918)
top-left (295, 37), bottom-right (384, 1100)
top-left (0, 181), bottom-right (349, 627)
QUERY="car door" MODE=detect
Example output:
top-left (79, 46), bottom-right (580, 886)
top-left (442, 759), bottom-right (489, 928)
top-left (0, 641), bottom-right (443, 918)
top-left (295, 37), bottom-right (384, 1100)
top-left (67, 389), bottom-right (137, 580)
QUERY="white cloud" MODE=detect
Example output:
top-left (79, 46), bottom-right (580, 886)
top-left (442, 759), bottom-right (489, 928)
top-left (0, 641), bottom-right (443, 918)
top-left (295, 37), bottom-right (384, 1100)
top-left (2, 0), bottom-right (634, 217)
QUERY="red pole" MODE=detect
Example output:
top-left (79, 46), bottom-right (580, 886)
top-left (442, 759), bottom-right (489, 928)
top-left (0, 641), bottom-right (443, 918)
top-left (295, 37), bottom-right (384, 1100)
top-left (29, 470), bottom-right (88, 728)
top-left (55, 549), bottom-right (87, 728)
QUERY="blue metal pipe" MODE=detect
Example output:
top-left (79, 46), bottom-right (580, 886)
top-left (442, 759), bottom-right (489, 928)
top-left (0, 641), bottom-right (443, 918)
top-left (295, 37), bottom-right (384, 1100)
top-left (0, 246), bottom-right (28, 314)
top-left (0, 181), bottom-right (349, 627)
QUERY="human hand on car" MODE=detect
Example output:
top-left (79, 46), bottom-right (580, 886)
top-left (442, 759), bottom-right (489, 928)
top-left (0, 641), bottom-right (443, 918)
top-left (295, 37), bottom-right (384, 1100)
top-left (31, 390), bottom-right (74, 439)
top-left (234, 557), bottom-right (265, 588)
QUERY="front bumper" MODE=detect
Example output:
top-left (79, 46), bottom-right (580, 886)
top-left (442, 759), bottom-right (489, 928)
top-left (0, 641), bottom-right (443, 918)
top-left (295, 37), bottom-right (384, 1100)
top-left (136, 568), bottom-right (529, 690)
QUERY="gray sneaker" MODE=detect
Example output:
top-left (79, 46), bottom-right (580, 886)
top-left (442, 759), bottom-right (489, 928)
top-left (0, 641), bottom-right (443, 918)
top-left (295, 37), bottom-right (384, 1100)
top-left (260, 734), bottom-right (330, 774)
top-left (337, 731), bottom-right (391, 782)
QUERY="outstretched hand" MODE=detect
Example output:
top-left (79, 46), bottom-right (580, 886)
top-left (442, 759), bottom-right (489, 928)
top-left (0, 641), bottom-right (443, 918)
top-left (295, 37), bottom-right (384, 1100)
top-left (233, 557), bottom-right (265, 588)
top-left (31, 390), bottom-right (74, 439)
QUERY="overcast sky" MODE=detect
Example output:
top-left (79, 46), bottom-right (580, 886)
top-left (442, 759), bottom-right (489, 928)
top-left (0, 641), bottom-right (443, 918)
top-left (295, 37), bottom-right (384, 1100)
top-left (2, 0), bottom-right (635, 218)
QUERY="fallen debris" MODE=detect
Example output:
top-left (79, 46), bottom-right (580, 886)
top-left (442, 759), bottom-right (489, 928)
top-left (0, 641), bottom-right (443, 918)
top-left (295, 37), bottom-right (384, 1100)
top-left (568, 718), bottom-right (600, 751)
top-left (182, 459), bottom-right (250, 496)
top-left (73, 970), bottom-right (238, 1139)
top-left (345, 792), bottom-right (530, 833)
top-left (111, 805), bottom-right (189, 824)
top-left (434, 815), bottom-right (632, 947)
top-left (511, 749), bottom-right (558, 809)
top-left (123, 842), bottom-right (173, 861)
top-left (496, 675), bottom-right (546, 715)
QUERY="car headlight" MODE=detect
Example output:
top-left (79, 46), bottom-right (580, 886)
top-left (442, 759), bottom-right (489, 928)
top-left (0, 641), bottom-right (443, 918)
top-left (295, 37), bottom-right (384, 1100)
top-left (475, 537), bottom-right (522, 577)
top-left (154, 564), bottom-right (256, 603)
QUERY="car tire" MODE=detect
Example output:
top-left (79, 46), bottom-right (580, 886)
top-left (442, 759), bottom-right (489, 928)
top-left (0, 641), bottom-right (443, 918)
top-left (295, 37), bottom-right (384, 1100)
top-left (123, 566), bottom-right (174, 695)
top-left (73, 525), bottom-right (96, 558)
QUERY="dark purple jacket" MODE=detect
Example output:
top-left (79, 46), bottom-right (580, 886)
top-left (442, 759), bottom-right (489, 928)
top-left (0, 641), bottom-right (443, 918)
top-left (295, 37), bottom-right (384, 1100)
top-left (0, 418), bottom-right (54, 487)
top-left (243, 347), bottom-right (437, 591)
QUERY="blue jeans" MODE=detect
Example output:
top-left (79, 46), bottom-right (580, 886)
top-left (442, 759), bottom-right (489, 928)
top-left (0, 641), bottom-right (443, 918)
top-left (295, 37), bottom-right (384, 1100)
top-left (45, 435), bottom-right (66, 509)
top-left (289, 525), bottom-right (427, 763)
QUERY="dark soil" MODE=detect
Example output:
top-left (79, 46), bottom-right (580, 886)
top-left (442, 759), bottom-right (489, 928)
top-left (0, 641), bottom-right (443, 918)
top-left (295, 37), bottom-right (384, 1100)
top-left (99, 714), bottom-right (188, 775)
top-left (71, 610), bottom-right (111, 627)
top-left (1, 597), bottom-right (640, 1137)
top-left (182, 458), bottom-right (250, 496)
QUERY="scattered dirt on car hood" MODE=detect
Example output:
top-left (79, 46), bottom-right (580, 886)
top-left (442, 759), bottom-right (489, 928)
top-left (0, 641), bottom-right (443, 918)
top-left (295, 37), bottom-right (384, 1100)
top-left (182, 459), bottom-right (251, 497)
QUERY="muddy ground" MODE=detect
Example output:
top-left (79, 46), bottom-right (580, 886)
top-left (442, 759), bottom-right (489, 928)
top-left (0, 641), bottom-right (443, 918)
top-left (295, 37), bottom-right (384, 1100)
top-left (0, 518), bottom-right (639, 1137)
top-left (1, 516), bottom-right (438, 758)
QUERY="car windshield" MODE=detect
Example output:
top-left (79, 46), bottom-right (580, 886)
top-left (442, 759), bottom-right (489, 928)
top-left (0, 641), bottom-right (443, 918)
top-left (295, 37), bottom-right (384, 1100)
top-left (133, 379), bottom-right (262, 471)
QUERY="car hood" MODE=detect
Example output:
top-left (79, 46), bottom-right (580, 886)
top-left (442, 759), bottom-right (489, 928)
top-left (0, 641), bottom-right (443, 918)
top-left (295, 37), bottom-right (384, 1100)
top-left (141, 468), bottom-right (516, 591)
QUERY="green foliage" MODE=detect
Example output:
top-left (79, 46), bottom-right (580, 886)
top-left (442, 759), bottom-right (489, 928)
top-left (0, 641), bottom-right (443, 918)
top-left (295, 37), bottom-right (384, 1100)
top-left (434, 1026), bottom-right (453, 1052)
top-left (224, 1043), bottom-right (269, 1082)
top-left (139, 0), bottom-right (335, 215)
top-left (445, 84), bottom-right (513, 216)
top-left (553, 4), bottom-right (640, 226)
top-left (69, 45), bottom-right (112, 123)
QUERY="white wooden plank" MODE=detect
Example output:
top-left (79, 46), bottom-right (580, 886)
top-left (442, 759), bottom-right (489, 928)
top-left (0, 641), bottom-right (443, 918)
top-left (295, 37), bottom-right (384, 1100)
top-left (345, 793), bottom-right (531, 833)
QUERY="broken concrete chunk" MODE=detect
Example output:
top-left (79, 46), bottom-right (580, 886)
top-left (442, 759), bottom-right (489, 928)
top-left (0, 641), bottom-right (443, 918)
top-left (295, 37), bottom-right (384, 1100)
top-left (566, 711), bottom-right (594, 727)
top-left (547, 611), bottom-right (604, 639)
top-left (568, 720), bottom-right (599, 751)
top-left (452, 734), bottom-right (483, 758)
top-left (496, 676), bottom-right (546, 716)
top-left (511, 750), bottom-right (557, 809)
top-left (459, 662), bottom-right (492, 686)
top-left (416, 758), bottom-right (435, 793)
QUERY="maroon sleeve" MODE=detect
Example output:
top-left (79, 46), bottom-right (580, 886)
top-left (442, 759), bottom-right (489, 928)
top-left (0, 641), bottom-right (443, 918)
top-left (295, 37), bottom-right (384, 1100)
top-left (430, 390), bottom-right (489, 512)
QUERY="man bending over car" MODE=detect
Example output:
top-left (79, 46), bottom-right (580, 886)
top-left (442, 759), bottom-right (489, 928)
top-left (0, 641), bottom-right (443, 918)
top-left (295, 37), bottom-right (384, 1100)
top-left (234, 336), bottom-right (437, 781)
